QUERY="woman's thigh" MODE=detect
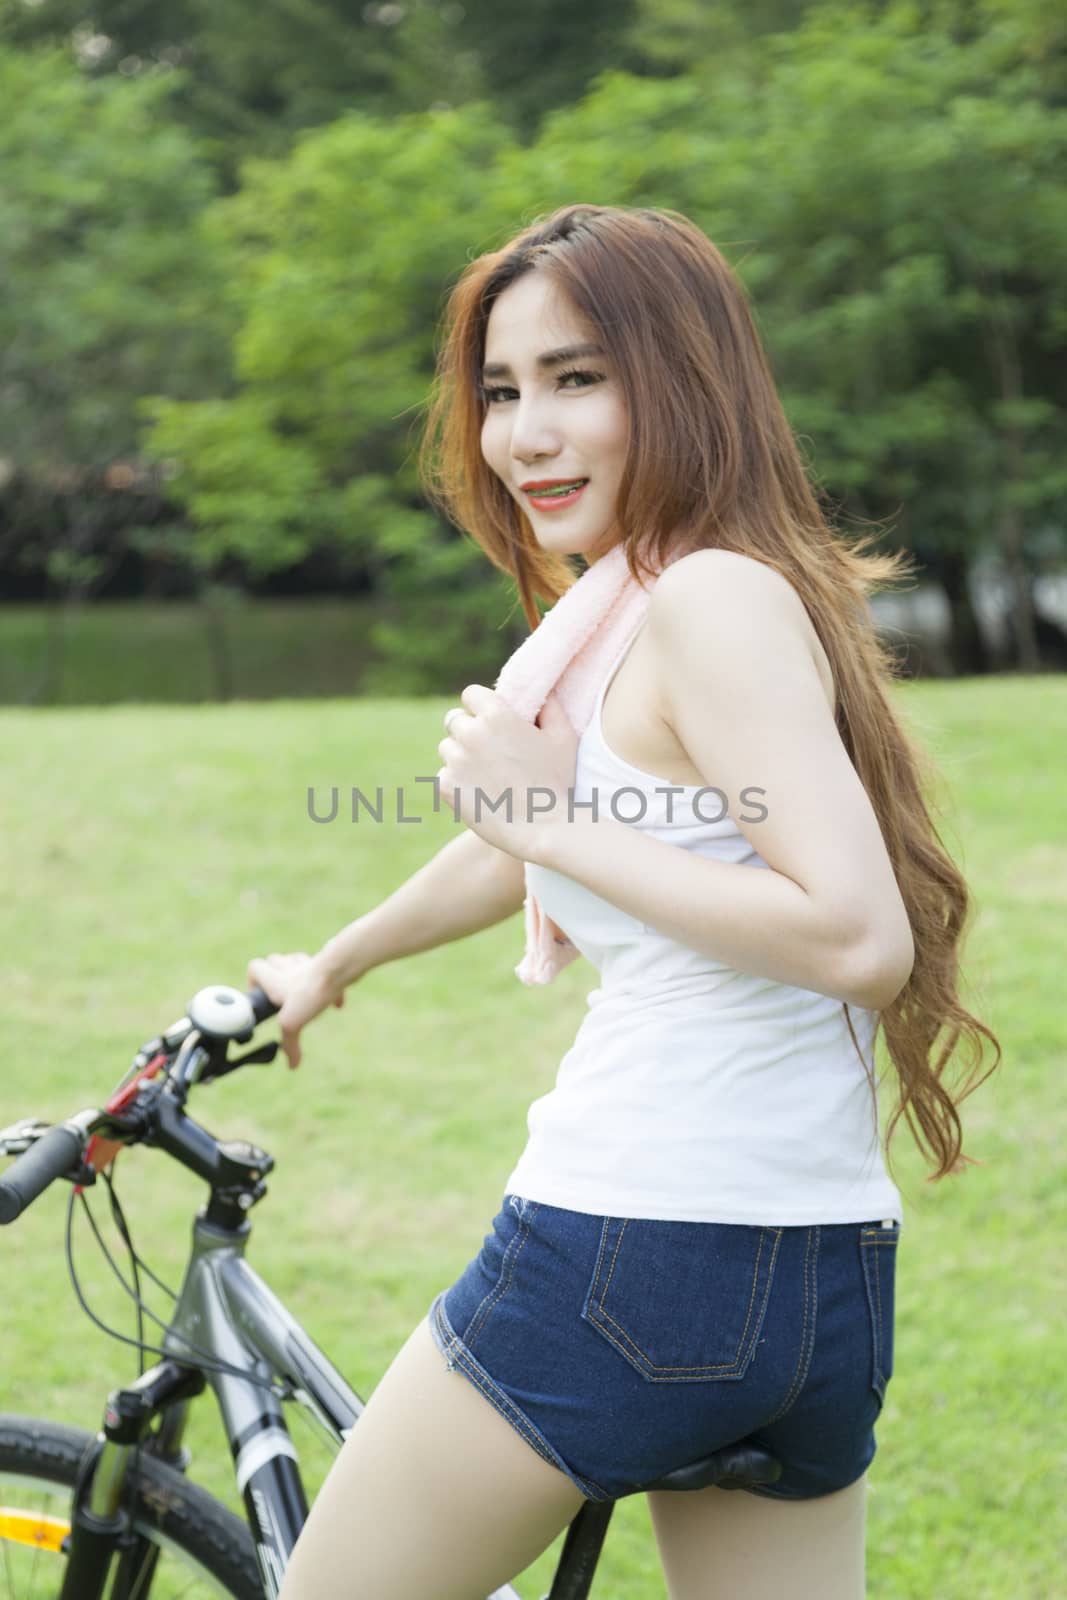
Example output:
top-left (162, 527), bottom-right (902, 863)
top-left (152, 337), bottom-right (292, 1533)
top-left (277, 1315), bottom-right (586, 1600)
top-left (647, 1473), bottom-right (868, 1600)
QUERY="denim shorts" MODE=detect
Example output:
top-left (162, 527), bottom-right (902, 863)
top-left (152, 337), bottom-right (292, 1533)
top-left (426, 1195), bottom-right (899, 1503)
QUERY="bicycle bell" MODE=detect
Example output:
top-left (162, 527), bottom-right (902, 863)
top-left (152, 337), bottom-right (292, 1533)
top-left (186, 985), bottom-right (258, 1041)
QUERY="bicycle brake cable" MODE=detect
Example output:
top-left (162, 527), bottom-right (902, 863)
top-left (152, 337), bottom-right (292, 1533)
top-left (102, 1170), bottom-right (179, 1303)
top-left (64, 1183), bottom-right (289, 1398)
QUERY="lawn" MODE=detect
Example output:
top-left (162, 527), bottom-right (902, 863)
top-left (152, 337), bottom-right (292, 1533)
top-left (1, 675), bottom-right (1063, 1597)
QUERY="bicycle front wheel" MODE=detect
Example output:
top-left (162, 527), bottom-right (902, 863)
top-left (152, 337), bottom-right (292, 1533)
top-left (0, 1413), bottom-right (263, 1599)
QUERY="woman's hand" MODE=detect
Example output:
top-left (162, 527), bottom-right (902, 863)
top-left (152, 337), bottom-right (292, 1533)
top-left (436, 686), bottom-right (579, 861)
top-left (245, 951), bottom-right (346, 1072)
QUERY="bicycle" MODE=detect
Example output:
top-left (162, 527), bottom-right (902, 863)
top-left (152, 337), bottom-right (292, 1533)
top-left (0, 982), bottom-right (781, 1598)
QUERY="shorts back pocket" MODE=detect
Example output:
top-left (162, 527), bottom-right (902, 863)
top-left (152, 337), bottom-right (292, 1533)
top-left (858, 1223), bottom-right (900, 1409)
top-left (581, 1217), bottom-right (782, 1384)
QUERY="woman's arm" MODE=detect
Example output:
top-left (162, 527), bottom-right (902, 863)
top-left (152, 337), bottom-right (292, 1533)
top-left (529, 550), bottom-right (914, 1011)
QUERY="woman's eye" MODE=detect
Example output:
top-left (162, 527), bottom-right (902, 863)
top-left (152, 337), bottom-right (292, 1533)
top-left (481, 369), bottom-right (603, 406)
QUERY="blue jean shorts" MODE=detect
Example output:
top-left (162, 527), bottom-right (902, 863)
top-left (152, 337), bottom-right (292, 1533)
top-left (426, 1195), bottom-right (900, 1503)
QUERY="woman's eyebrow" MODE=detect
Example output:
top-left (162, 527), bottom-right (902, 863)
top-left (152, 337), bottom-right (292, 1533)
top-left (481, 342), bottom-right (606, 380)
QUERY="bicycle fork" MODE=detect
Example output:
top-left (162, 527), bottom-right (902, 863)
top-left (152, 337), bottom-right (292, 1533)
top-left (60, 1359), bottom-right (205, 1599)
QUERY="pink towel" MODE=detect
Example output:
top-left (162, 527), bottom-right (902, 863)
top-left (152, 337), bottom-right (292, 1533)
top-left (492, 539), bottom-right (688, 986)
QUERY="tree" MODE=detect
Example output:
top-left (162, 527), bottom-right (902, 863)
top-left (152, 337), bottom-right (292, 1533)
top-left (125, 3), bottom-right (1067, 682)
top-left (0, 45), bottom-right (233, 697)
top-left (139, 101), bottom-right (536, 692)
top-left (0, 0), bottom-right (640, 186)
top-left (530, 1), bottom-right (1067, 669)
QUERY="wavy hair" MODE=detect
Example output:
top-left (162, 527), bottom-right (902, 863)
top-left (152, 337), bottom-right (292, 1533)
top-left (416, 202), bottom-right (1002, 1188)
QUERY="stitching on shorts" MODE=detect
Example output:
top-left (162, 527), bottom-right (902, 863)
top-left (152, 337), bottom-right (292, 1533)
top-left (763, 1225), bottom-right (819, 1425)
top-left (873, 1243), bottom-right (883, 1388)
top-left (861, 1235), bottom-right (895, 1395)
top-left (432, 1295), bottom-right (612, 1501)
top-left (590, 1215), bottom-right (612, 1299)
top-left (590, 1223), bottom-right (783, 1379)
top-left (463, 1202), bottom-right (540, 1354)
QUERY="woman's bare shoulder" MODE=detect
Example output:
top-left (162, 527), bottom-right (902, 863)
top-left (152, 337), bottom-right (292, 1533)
top-left (653, 548), bottom-right (809, 633)
top-left (650, 548), bottom-right (835, 717)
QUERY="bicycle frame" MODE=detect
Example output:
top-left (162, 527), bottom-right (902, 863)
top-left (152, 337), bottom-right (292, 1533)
top-left (65, 1202), bottom-right (526, 1600)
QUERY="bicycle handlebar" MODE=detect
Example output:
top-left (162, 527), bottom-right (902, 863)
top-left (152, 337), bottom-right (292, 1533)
top-left (0, 984), bottom-right (283, 1226)
top-left (0, 1112), bottom-right (95, 1226)
top-left (248, 984), bottom-right (281, 1024)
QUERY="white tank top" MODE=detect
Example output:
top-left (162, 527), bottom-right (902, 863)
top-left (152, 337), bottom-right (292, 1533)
top-left (503, 628), bottom-right (905, 1227)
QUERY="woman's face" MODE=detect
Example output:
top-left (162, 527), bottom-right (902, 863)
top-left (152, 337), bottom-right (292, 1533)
top-left (480, 272), bottom-right (629, 565)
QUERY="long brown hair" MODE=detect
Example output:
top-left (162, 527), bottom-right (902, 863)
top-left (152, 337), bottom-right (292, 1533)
top-left (416, 202), bottom-right (1002, 1189)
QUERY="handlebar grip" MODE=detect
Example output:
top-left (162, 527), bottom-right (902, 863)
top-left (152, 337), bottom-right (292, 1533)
top-left (0, 1122), bottom-right (85, 1225)
top-left (248, 984), bottom-right (281, 1023)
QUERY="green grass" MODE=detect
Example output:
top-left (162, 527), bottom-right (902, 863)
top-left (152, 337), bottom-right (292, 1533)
top-left (1, 677), bottom-right (1064, 1597)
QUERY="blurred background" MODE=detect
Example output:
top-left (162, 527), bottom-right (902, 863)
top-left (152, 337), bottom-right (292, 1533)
top-left (1, 0), bottom-right (1065, 702)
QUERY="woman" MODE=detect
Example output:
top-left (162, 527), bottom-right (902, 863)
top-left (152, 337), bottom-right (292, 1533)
top-left (253, 205), bottom-right (1001, 1599)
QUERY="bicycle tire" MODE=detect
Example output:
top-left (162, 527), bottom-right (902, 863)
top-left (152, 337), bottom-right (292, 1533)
top-left (0, 1412), bottom-right (263, 1599)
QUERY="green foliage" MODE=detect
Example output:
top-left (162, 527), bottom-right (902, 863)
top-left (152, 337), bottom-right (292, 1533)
top-left (0, 0), bottom-right (487, 172)
top-left (0, 0), bottom-right (639, 177)
top-left (139, 100), bottom-right (537, 679)
top-left (525, 3), bottom-right (1067, 563)
top-left (0, 45), bottom-right (229, 469)
top-left (139, 395), bottom-right (330, 577)
top-left (0, 43), bottom-right (233, 601)
top-left (2, 2), bottom-right (1064, 678)
top-left (142, 4), bottom-right (1066, 680)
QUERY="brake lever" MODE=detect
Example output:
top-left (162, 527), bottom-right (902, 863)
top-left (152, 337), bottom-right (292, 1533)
top-left (0, 1118), bottom-right (53, 1157)
top-left (80, 1102), bottom-right (158, 1189)
top-left (209, 1041), bottom-right (280, 1082)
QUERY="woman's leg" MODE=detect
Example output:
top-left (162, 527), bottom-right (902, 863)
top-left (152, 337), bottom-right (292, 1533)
top-left (647, 1473), bottom-right (867, 1600)
top-left (278, 1314), bottom-right (587, 1600)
